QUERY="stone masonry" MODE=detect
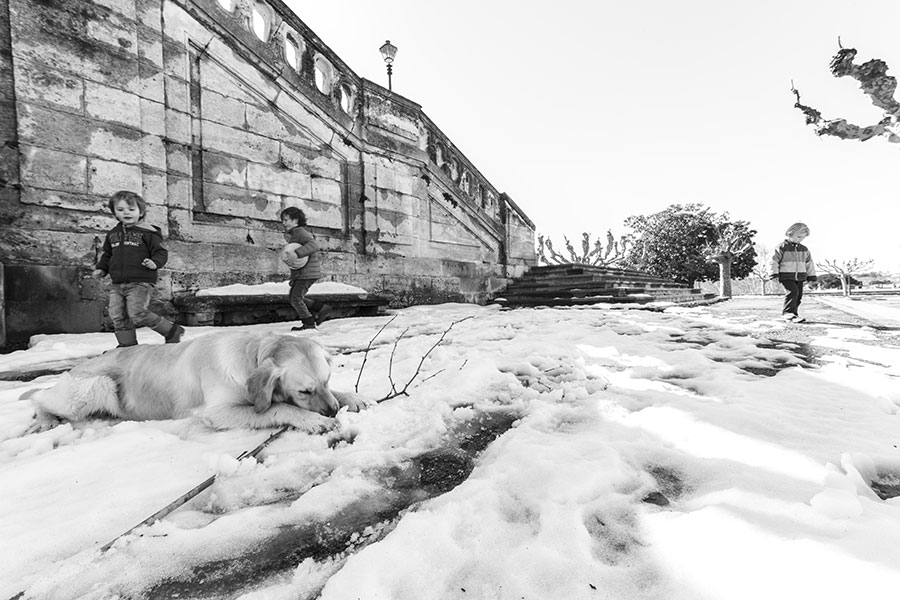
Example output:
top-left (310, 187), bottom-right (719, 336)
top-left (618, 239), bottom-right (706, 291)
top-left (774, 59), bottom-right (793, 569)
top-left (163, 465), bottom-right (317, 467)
top-left (0, 0), bottom-right (535, 346)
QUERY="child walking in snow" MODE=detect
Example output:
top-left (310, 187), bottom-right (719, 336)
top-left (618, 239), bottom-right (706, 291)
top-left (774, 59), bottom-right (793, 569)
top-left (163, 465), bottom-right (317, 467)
top-left (280, 206), bottom-right (332, 331)
top-left (93, 190), bottom-right (184, 347)
top-left (769, 222), bottom-right (817, 323)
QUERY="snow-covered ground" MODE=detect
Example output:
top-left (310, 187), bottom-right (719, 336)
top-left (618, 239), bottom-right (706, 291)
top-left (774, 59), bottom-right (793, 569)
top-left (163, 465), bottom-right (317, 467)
top-left (2, 299), bottom-right (900, 599)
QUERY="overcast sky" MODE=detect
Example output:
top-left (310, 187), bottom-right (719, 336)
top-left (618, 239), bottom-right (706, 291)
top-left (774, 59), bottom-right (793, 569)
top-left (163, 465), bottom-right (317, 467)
top-left (286, 0), bottom-right (900, 272)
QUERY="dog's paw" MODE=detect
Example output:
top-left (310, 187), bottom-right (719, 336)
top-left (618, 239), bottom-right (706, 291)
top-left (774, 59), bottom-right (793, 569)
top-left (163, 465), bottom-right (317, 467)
top-left (290, 413), bottom-right (337, 434)
top-left (25, 415), bottom-right (64, 435)
top-left (334, 390), bottom-right (374, 413)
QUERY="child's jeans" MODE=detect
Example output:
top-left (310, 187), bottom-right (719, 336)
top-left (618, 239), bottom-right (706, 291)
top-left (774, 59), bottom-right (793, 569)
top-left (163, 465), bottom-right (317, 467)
top-left (108, 282), bottom-right (163, 331)
top-left (289, 278), bottom-right (315, 320)
top-left (780, 279), bottom-right (804, 316)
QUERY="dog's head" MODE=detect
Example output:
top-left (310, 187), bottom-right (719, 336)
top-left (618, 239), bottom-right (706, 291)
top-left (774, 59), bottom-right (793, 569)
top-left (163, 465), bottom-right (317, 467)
top-left (247, 336), bottom-right (340, 417)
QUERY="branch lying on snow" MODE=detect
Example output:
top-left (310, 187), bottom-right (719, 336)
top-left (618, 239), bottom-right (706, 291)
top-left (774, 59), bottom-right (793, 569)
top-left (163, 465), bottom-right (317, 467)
top-left (792, 46), bottom-right (900, 143)
top-left (354, 315), bottom-right (398, 393)
top-left (354, 316), bottom-right (473, 403)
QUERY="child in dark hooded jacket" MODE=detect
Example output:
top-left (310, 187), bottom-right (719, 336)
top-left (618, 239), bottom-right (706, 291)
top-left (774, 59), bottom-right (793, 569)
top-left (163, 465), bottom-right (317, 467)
top-left (93, 190), bottom-right (184, 347)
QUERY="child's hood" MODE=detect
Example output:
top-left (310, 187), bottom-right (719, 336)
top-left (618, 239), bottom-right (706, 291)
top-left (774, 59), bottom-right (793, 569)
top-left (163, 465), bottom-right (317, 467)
top-left (120, 221), bottom-right (162, 235)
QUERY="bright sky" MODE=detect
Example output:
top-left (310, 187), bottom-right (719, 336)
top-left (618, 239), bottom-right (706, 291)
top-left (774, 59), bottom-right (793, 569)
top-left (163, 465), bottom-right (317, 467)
top-left (286, 0), bottom-right (900, 272)
top-left (2, 295), bottom-right (900, 597)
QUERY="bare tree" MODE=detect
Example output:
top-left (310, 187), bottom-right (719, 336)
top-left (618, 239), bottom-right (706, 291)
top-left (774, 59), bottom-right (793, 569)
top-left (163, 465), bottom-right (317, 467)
top-left (817, 258), bottom-right (874, 296)
top-left (792, 43), bottom-right (900, 144)
top-left (703, 223), bottom-right (754, 298)
top-left (536, 231), bottom-right (630, 267)
top-left (750, 244), bottom-right (772, 296)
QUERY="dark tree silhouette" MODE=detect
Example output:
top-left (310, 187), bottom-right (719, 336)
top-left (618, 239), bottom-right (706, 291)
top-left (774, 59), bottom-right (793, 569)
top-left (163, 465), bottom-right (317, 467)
top-left (624, 204), bottom-right (757, 287)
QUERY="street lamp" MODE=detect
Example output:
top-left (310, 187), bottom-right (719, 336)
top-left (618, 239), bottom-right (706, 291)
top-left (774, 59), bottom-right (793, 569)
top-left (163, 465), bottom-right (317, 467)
top-left (379, 39), bottom-right (397, 91)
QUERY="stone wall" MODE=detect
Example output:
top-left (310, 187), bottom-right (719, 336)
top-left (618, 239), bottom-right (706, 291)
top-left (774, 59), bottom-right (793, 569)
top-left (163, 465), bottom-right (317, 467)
top-left (0, 0), bottom-right (535, 346)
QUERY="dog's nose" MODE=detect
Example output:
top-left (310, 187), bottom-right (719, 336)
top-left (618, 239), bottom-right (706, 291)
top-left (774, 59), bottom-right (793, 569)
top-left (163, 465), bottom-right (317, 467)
top-left (320, 390), bottom-right (340, 418)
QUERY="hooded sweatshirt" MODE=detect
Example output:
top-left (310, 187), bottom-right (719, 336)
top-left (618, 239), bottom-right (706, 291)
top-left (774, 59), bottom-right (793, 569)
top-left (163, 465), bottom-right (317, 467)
top-left (96, 221), bottom-right (168, 284)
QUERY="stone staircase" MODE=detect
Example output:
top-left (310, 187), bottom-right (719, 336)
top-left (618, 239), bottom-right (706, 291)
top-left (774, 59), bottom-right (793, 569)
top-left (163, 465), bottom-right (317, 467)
top-left (491, 264), bottom-right (717, 308)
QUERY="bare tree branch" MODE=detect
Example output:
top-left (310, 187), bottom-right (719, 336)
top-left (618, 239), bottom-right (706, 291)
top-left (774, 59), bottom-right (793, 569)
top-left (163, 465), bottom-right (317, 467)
top-left (377, 316), bottom-right (473, 403)
top-left (387, 327), bottom-right (410, 395)
top-left (817, 257), bottom-right (874, 296)
top-left (354, 315), bottom-right (398, 393)
top-left (793, 46), bottom-right (900, 143)
top-left (537, 231), bottom-right (631, 267)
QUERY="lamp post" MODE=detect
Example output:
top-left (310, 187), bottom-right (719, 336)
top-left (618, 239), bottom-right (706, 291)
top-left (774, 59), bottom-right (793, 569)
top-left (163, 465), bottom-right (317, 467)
top-left (379, 39), bottom-right (397, 91)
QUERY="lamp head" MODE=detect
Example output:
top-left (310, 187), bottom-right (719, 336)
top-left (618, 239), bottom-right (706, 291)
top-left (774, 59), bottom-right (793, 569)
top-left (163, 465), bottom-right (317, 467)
top-left (379, 40), bottom-right (398, 64)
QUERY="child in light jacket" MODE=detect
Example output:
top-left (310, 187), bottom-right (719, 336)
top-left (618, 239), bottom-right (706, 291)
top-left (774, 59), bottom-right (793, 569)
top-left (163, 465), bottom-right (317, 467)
top-left (769, 222), bottom-right (817, 322)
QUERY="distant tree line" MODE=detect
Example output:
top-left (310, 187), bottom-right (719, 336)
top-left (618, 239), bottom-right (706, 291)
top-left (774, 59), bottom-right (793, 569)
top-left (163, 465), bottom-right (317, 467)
top-left (537, 203), bottom-right (885, 298)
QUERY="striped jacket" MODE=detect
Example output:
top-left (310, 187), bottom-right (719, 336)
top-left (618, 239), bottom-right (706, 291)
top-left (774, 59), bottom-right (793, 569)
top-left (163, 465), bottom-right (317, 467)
top-left (769, 240), bottom-right (817, 282)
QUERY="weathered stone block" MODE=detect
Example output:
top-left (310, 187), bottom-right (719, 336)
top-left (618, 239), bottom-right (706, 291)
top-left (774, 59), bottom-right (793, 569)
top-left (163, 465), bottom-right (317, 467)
top-left (200, 59), bottom-right (261, 106)
top-left (377, 188), bottom-right (412, 215)
top-left (211, 243), bottom-right (279, 273)
top-left (136, 0), bottom-right (161, 29)
top-left (19, 188), bottom-right (104, 213)
top-left (82, 50), bottom-right (141, 95)
top-left (164, 140), bottom-right (191, 174)
top-left (288, 197), bottom-right (342, 230)
top-left (203, 90), bottom-right (246, 127)
top-left (163, 239), bottom-right (215, 271)
top-left (139, 97), bottom-right (166, 136)
top-left (141, 134), bottom-right (167, 171)
top-left (248, 161), bottom-right (311, 197)
top-left (84, 81), bottom-right (141, 129)
top-left (244, 129), bottom-right (280, 164)
top-left (163, 74), bottom-right (189, 113)
top-left (87, 127), bottom-right (141, 164)
top-left (144, 203), bottom-right (167, 235)
top-left (311, 177), bottom-right (341, 206)
top-left (166, 175), bottom-right (192, 209)
top-left (138, 29), bottom-right (164, 68)
top-left (18, 104), bottom-right (87, 152)
top-left (14, 63), bottom-right (83, 112)
top-left (204, 152), bottom-right (247, 187)
top-left (20, 145), bottom-right (87, 193)
top-left (201, 121), bottom-right (278, 163)
top-left (86, 13), bottom-right (138, 56)
top-left (88, 158), bottom-right (142, 196)
top-left (93, 0), bottom-right (137, 23)
top-left (0, 229), bottom-right (97, 264)
top-left (164, 108), bottom-right (191, 145)
top-left (280, 143), bottom-right (341, 179)
top-left (246, 104), bottom-right (316, 149)
top-left (141, 171), bottom-right (167, 205)
top-left (204, 182), bottom-right (279, 219)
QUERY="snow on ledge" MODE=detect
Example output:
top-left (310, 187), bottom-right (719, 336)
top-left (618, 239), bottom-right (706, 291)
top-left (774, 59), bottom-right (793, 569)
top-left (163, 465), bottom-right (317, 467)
top-left (197, 280), bottom-right (369, 297)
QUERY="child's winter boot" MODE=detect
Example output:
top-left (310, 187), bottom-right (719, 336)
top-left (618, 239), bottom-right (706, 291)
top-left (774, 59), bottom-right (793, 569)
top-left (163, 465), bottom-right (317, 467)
top-left (291, 317), bottom-right (317, 331)
top-left (152, 319), bottom-right (185, 343)
top-left (114, 329), bottom-right (138, 348)
top-left (315, 304), bottom-right (334, 325)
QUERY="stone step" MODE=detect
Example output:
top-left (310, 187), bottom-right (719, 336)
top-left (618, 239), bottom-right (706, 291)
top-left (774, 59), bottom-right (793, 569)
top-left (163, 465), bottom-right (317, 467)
top-left (493, 291), bottom-right (716, 308)
top-left (490, 263), bottom-right (709, 308)
top-left (504, 280), bottom-right (695, 292)
top-left (498, 286), bottom-right (701, 300)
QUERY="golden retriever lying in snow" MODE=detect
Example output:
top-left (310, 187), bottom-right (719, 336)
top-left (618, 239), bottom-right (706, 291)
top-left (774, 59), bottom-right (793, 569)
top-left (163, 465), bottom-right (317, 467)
top-left (26, 331), bottom-right (369, 432)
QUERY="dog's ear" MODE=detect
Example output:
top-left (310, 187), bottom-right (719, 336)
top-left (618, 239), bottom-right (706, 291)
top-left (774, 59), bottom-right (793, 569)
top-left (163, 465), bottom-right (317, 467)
top-left (247, 359), bottom-right (281, 413)
top-left (255, 336), bottom-right (283, 364)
